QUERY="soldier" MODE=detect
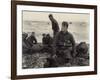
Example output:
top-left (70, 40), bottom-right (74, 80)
top-left (53, 21), bottom-right (76, 66)
top-left (75, 42), bottom-right (89, 66)
top-left (41, 33), bottom-right (47, 52)
top-left (45, 34), bottom-right (53, 47)
top-left (42, 33), bottom-right (47, 45)
top-left (22, 33), bottom-right (32, 54)
top-left (42, 34), bottom-right (53, 53)
top-left (27, 32), bottom-right (37, 47)
top-left (49, 14), bottom-right (59, 38)
top-left (76, 42), bottom-right (88, 57)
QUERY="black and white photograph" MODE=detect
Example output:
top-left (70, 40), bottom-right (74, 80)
top-left (11, 1), bottom-right (97, 79)
top-left (22, 11), bottom-right (90, 69)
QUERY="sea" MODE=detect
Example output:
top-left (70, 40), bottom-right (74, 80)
top-left (23, 20), bottom-right (89, 44)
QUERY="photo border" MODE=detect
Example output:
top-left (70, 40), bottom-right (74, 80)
top-left (11, 1), bottom-right (97, 80)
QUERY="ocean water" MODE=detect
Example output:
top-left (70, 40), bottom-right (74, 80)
top-left (23, 21), bottom-right (89, 43)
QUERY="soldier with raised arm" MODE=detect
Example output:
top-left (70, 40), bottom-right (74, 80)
top-left (49, 14), bottom-right (59, 38)
top-left (53, 21), bottom-right (76, 66)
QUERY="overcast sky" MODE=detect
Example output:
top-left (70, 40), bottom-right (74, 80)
top-left (22, 11), bottom-right (90, 23)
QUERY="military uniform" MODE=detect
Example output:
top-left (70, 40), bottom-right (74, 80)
top-left (53, 31), bottom-right (75, 66)
top-left (27, 35), bottom-right (37, 47)
top-left (42, 35), bottom-right (53, 53)
top-left (22, 33), bottom-right (32, 54)
top-left (50, 19), bottom-right (59, 38)
top-left (74, 42), bottom-right (89, 66)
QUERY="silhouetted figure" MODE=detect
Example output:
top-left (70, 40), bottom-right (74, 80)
top-left (72, 42), bottom-right (89, 66)
top-left (53, 21), bottom-right (76, 66)
top-left (49, 14), bottom-right (59, 38)
top-left (42, 33), bottom-right (47, 45)
top-left (22, 33), bottom-right (32, 54)
top-left (45, 34), bottom-right (53, 47)
top-left (42, 34), bottom-right (53, 53)
top-left (27, 32), bottom-right (37, 47)
top-left (76, 42), bottom-right (88, 58)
